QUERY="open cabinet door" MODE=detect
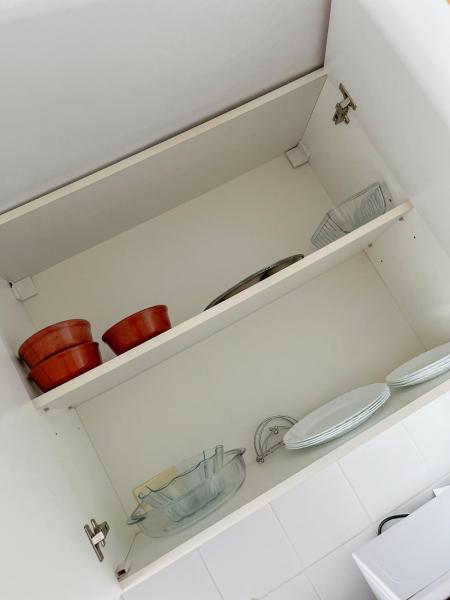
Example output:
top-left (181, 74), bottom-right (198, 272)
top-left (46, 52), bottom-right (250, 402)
top-left (0, 278), bottom-right (124, 600)
top-left (325, 0), bottom-right (450, 258)
top-left (0, 340), bottom-right (123, 600)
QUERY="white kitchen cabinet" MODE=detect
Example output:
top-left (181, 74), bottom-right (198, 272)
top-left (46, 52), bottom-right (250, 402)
top-left (1, 2), bottom-right (450, 598)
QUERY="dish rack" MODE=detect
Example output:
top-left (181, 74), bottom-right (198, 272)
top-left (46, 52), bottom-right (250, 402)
top-left (311, 183), bottom-right (390, 249)
top-left (254, 415), bottom-right (298, 463)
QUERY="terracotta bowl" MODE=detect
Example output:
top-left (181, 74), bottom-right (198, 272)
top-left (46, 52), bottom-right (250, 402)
top-left (19, 319), bottom-right (92, 368)
top-left (102, 305), bottom-right (171, 355)
top-left (29, 342), bottom-right (102, 392)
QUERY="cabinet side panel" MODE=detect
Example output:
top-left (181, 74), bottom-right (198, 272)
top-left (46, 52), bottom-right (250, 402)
top-left (302, 79), bottom-right (407, 207)
top-left (367, 209), bottom-right (450, 349)
top-left (0, 280), bottom-right (132, 600)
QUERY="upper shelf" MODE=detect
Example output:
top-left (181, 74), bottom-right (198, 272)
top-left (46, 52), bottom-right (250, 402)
top-left (33, 200), bottom-right (412, 411)
top-left (0, 70), bottom-right (326, 282)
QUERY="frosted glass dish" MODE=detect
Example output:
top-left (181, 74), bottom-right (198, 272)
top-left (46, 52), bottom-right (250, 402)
top-left (128, 447), bottom-right (246, 537)
top-left (311, 183), bottom-right (389, 249)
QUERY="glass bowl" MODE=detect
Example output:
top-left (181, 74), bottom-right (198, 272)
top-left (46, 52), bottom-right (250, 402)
top-left (128, 446), bottom-right (246, 537)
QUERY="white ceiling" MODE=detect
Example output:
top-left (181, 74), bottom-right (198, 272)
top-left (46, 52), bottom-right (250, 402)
top-left (0, 0), bottom-right (330, 212)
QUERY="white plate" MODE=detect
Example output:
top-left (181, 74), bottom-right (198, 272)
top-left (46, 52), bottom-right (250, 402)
top-left (285, 396), bottom-right (388, 448)
top-left (284, 385), bottom-right (389, 445)
top-left (387, 363), bottom-right (450, 387)
top-left (386, 342), bottom-right (450, 385)
top-left (284, 383), bottom-right (389, 445)
top-left (284, 391), bottom-right (390, 446)
top-left (387, 359), bottom-right (450, 384)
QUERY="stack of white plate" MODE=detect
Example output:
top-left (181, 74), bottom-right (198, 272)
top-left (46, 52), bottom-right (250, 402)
top-left (284, 383), bottom-right (390, 450)
top-left (386, 342), bottom-right (450, 388)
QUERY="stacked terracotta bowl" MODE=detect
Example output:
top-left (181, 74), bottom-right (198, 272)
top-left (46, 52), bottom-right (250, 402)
top-left (19, 306), bottom-right (172, 393)
top-left (102, 305), bottom-right (171, 355)
top-left (19, 319), bottom-right (102, 392)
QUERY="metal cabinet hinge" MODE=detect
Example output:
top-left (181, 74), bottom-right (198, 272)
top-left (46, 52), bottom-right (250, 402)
top-left (333, 83), bottom-right (357, 125)
top-left (84, 519), bottom-right (110, 562)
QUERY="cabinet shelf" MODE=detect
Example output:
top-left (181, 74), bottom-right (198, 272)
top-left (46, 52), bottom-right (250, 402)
top-left (33, 201), bottom-right (412, 411)
top-left (121, 370), bottom-right (450, 590)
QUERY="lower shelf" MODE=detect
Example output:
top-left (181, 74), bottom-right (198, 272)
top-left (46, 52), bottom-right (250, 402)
top-left (121, 370), bottom-right (450, 591)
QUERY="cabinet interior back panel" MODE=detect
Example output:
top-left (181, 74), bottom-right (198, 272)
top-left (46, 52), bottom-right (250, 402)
top-left (0, 71), bottom-right (326, 281)
top-left (23, 157), bottom-right (333, 360)
top-left (76, 252), bottom-right (423, 513)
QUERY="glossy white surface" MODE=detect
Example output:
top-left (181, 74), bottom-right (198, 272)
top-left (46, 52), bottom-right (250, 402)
top-left (122, 551), bottom-right (221, 600)
top-left (354, 492), bottom-right (450, 600)
top-left (199, 506), bottom-right (300, 600)
top-left (0, 0), bottom-right (331, 212)
top-left (308, 529), bottom-right (376, 600)
top-left (271, 464), bottom-right (369, 566)
top-left (388, 344), bottom-right (450, 380)
top-left (403, 392), bottom-right (450, 479)
top-left (284, 384), bottom-right (389, 446)
top-left (340, 425), bottom-right (433, 520)
top-left (265, 574), bottom-right (319, 600)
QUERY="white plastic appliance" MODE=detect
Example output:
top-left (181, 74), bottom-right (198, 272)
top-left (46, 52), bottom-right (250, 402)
top-left (353, 491), bottom-right (450, 599)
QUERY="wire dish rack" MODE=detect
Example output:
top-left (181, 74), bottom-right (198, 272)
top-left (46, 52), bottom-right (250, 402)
top-left (311, 183), bottom-right (391, 249)
top-left (254, 415), bottom-right (298, 463)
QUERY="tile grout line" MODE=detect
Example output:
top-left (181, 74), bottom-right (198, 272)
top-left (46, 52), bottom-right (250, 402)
top-left (268, 499), bottom-right (371, 590)
top-left (303, 569), bottom-right (324, 600)
top-left (337, 462), bottom-right (373, 522)
top-left (195, 468), bottom-right (450, 600)
top-left (197, 550), bottom-right (225, 600)
top-left (400, 421), bottom-right (440, 482)
top-left (268, 503), bottom-right (305, 573)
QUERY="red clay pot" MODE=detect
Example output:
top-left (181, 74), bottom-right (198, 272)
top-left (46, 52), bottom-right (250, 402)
top-left (19, 319), bottom-right (92, 368)
top-left (29, 342), bottom-right (102, 392)
top-left (102, 305), bottom-right (171, 355)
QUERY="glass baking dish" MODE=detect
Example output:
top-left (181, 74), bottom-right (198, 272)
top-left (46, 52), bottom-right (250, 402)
top-left (128, 446), bottom-right (246, 537)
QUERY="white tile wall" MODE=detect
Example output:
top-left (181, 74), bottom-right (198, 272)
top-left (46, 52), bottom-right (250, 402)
top-left (122, 551), bottom-right (221, 600)
top-left (127, 394), bottom-right (450, 600)
top-left (403, 392), bottom-right (450, 478)
top-left (271, 464), bottom-right (370, 566)
top-left (199, 506), bottom-right (301, 600)
top-left (264, 573), bottom-right (319, 600)
top-left (339, 424), bottom-right (433, 520)
top-left (307, 529), bottom-right (377, 600)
